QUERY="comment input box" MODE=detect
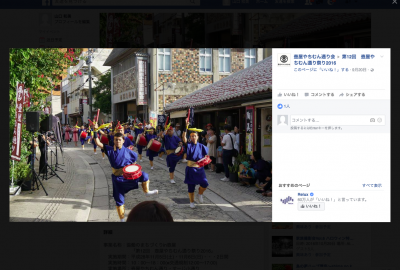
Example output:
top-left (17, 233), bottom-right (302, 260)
top-left (290, 115), bottom-right (385, 126)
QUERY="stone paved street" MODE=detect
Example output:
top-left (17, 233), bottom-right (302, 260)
top-left (10, 142), bottom-right (272, 222)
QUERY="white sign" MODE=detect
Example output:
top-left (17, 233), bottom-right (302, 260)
top-left (113, 90), bottom-right (136, 104)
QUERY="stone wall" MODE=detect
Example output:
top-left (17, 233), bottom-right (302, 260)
top-left (158, 48), bottom-right (213, 84)
top-left (231, 48), bottom-right (245, 73)
top-left (157, 48), bottom-right (256, 111)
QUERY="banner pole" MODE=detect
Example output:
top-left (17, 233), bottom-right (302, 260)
top-left (11, 160), bottom-right (15, 187)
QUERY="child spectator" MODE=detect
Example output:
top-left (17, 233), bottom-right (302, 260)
top-left (238, 161), bottom-right (256, 187)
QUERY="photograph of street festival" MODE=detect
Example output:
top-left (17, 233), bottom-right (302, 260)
top-left (9, 48), bottom-right (273, 222)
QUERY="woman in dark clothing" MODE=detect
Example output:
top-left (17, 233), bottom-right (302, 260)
top-left (256, 176), bottom-right (272, 196)
top-left (250, 151), bottom-right (272, 187)
top-left (27, 138), bottom-right (38, 165)
top-left (38, 130), bottom-right (50, 175)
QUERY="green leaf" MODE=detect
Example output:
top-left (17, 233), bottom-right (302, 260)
top-left (21, 50), bottom-right (28, 59)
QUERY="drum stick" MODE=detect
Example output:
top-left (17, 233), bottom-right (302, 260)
top-left (186, 108), bottom-right (190, 129)
top-left (165, 116), bottom-right (169, 127)
top-left (96, 109), bottom-right (100, 123)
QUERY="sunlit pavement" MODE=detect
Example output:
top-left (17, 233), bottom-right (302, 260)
top-left (10, 142), bottom-right (271, 222)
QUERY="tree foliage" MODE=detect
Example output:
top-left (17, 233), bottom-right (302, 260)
top-left (9, 48), bottom-right (82, 181)
top-left (92, 70), bottom-right (112, 115)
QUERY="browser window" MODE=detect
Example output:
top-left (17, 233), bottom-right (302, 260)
top-left (5, 1), bottom-right (399, 270)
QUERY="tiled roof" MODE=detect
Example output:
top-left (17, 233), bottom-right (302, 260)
top-left (261, 13), bottom-right (371, 41)
top-left (165, 55), bottom-right (272, 112)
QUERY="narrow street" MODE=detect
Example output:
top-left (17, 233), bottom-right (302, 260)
top-left (10, 143), bottom-right (271, 222)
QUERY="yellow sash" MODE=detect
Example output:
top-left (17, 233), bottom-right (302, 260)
top-left (187, 160), bottom-right (200, 168)
top-left (112, 163), bottom-right (136, 176)
top-left (112, 167), bottom-right (123, 176)
top-left (166, 149), bottom-right (175, 155)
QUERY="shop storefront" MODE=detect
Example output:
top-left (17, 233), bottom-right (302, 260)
top-left (166, 56), bottom-right (272, 157)
top-left (103, 49), bottom-right (148, 123)
top-left (68, 113), bottom-right (82, 127)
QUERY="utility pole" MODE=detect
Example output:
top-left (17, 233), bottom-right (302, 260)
top-left (163, 84), bottom-right (165, 114)
top-left (86, 49), bottom-right (93, 122)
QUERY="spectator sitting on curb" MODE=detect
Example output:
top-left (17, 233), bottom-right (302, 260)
top-left (256, 169), bottom-right (272, 197)
top-left (250, 151), bottom-right (272, 189)
top-left (126, 201), bottom-right (174, 222)
top-left (238, 161), bottom-right (256, 188)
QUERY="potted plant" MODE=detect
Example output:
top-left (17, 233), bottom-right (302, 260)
top-left (235, 153), bottom-right (249, 165)
top-left (13, 161), bottom-right (32, 192)
top-left (228, 163), bottom-right (239, 182)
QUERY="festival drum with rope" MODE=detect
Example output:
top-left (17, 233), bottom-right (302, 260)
top-left (175, 145), bottom-right (184, 156)
top-left (100, 134), bottom-right (109, 145)
top-left (136, 135), bottom-right (147, 146)
top-left (196, 155), bottom-right (212, 168)
top-left (122, 164), bottom-right (142, 180)
top-left (147, 139), bottom-right (162, 152)
top-left (127, 134), bottom-right (134, 142)
top-left (80, 131), bottom-right (87, 139)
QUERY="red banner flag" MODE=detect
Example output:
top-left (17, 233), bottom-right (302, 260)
top-left (11, 83), bottom-right (24, 161)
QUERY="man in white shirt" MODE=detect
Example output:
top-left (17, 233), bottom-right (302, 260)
top-left (220, 124), bottom-right (235, 181)
top-left (173, 123), bottom-right (182, 138)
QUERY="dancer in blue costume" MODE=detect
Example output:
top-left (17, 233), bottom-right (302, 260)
top-left (124, 124), bottom-right (131, 135)
top-left (182, 118), bottom-right (209, 209)
top-left (157, 130), bottom-right (166, 161)
top-left (145, 127), bottom-right (158, 170)
top-left (99, 129), bottom-right (109, 159)
top-left (91, 128), bottom-right (98, 155)
top-left (134, 122), bottom-right (145, 161)
top-left (78, 126), bottom-right (88, 150)
top-left (91, 122), bottom-right (158, 222)
top-left (86, 126), bottom-right (92, 145)
top-left (159, 125), bottom-right (182, 184)
top-left (99, 121), bottom-right (133, 149)
top-left (108, 130), bottom-right (114, 147)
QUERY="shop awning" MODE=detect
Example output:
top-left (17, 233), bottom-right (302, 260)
top-left (165, 55), bottom-right (272, 112)
top-left (260, 13), bottom-right (371, 41)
